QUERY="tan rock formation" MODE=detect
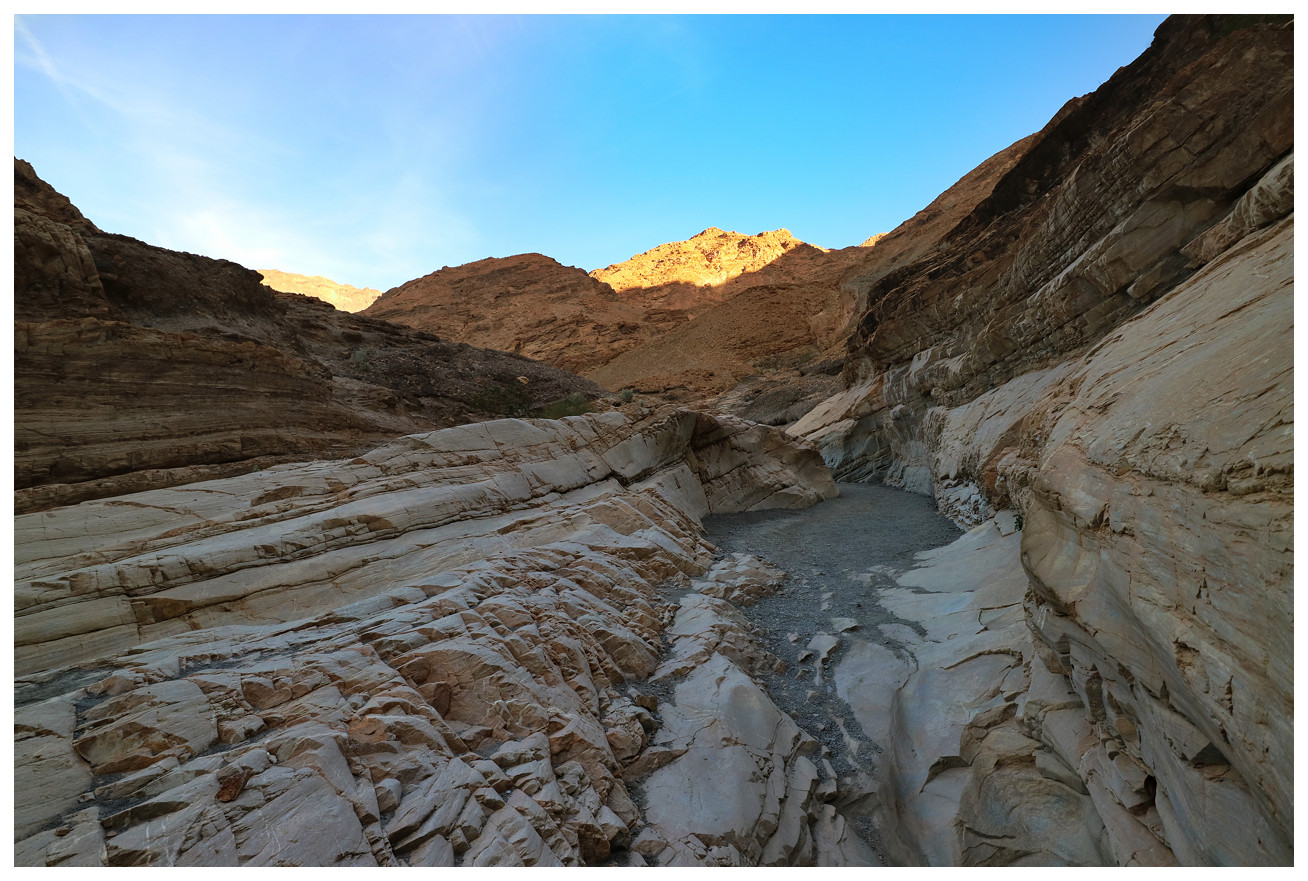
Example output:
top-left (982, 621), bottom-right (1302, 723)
top-left (590, 132), bottom-right (1041, 407)
top-left (13, 160), bottom-right (602, 513)
top-left (592, 227), bottom-right (808, 308)
top-left (363, 253), bottom-right (649, 375)
top-left (13, 408), bottom-right (852, 867)
top-left (586, 243), bottom-right (870, 401)
top-left (362, 229), bottom-right (884, 408)
top-left (257, 269), bottom-right (383, 312)
top-left (794, 13), bottom-right (1293, 865)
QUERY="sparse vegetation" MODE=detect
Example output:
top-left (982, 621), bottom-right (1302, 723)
top-left (471, 382), bottom-right (532, 416)
top-left (534, 392), bottom-right (593, 419)
top-left (619, 388), bottom-right (635, 403)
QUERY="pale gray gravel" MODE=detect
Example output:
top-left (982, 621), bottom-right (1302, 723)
top-left (703, 481), bottom-right (963, 861)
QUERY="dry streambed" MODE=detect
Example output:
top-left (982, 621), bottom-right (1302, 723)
top-left (703, 482), bottom-right (965, 860)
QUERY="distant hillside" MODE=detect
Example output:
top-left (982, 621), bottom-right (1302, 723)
top-left (363, 253), bottom-right (654, 375)
top-left (257, 268), bottom-right (383, 312)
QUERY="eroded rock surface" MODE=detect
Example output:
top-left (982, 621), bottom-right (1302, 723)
top-left (793, 14), bottom-right (1293, 866)
top-left (363, 253), bottom-right (650, 375)
top-left (14, 161), bottom-right (602, 513)
top-left (14, 409), bottom-right (855, 867)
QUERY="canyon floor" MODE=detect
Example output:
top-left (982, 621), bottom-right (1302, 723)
top-left (703, 482), bottom-right (966, 860)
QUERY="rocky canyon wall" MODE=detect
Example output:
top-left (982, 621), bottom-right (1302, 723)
top-left (15, 409), bottom-right (865, 867)
top-left (796, 14), bottom-right (1292, 864)
top-left (14, 160), bottom-right (602, 513)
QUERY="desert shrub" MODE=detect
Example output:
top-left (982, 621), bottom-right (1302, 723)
top-left (471, 383), bottom-right (532, 416)
top-left (619, 388), bottom-right (635, 403)
top-left (534, 392), bottom-right (593, 419)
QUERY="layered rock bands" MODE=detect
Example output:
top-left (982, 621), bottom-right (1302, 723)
top-left (796, 14), bottom-right (1292, 865)
top-left (14, 409), bottom-right (868, 867)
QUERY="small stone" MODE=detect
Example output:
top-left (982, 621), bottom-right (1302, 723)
top-left (215, 765), bottom-right (254, 802)
top-left (375, 778), bottom-right (403, 813)
top-left (54, 827), bottom-right (70, 837)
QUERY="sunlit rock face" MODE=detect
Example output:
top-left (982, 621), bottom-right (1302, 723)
top-left (257, 269), bottom-right (384, 313)
top-left (362, 229), bottom-right (877, 404)
top-left (14, 409), bottom-right (852, 867)
top-left (796, 14), bottom-right (1292, 865)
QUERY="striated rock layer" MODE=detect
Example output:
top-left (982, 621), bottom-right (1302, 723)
top-left (14, 409), bottom-right (866, 867)
top-left (613, 133), bottom-right (1042, 409)
top-left (14, 160), bottom-right (602, 513)
top-left (795, 14), bottom-right (1292, 865)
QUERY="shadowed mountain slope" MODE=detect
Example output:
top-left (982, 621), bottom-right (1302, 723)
top-left (14, 160), bottom-right (602, 512)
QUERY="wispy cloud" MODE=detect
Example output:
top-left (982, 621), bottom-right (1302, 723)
top-left (15, 16), bottom-right (480, 290)
top-left (14, 17), bottom-right (99, 132)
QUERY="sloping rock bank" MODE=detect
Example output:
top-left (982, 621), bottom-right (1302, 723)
top-left (14, 160), bottom-right (601, 514)
top-left (793, 14), bottom-right (1292, 865)
top-left (14, 409), bottom-right (877, 867)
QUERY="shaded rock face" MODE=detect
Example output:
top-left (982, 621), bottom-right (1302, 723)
top-left (590, 133), bottom-right (1042, 406)
top-left (795, 13), bottom-right (1292, 865)
top-left (364, 229), bottom-right (884, 406)
top-left (362, 253), bottom-right (651, 375)
top-left (13, 162), bottom-right (602, 512)
top-left (257, 269), bottom-right (383, 313)
top-left (13, 410), bottom-right (854, 867)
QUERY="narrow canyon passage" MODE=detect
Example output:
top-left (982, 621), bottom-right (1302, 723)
top-left (703, 482), bottom-right (965, 861)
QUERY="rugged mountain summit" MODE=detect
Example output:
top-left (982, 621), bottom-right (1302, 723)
top-left (591, 227), bottom-right (814, 310)
top-left (625, 132), bottom-right (1042, 415)
top-left (794, 13), bottom-right (1293, 864)
top-left (257, 269), bottom-right (383, 313)
top-left (14, 161), bottom-right (601, 512)
top-left (362, 229), bottom-right (866, 384)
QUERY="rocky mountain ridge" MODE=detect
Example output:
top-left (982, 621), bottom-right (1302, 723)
top-left (363, 253), bottom-right (649, 375)
top-left (792, 12), bottom-right (1293, 864)
top-left (362, 228), bottom-right (883, 403)
top-left (257, 269), bottom-right (383, 313)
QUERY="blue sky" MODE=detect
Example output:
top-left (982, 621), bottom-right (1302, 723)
top-left (15, 14), bottom-right (1168, 291)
